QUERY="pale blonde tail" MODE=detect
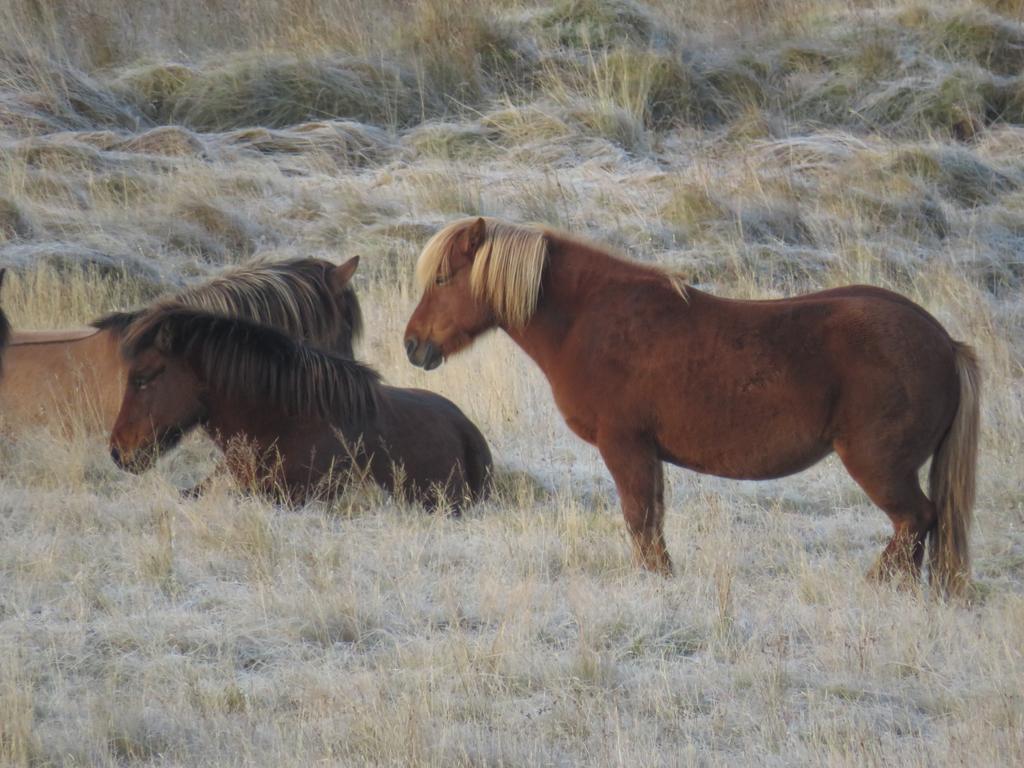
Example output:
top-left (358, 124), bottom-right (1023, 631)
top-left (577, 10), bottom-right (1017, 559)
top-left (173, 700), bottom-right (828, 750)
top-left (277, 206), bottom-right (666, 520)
top-left (927, 342), bottom-right (980, 598)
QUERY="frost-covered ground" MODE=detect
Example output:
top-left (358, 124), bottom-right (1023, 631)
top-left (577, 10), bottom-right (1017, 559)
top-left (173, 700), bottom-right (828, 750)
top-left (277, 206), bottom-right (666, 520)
top-left (1, 1), bottom-right (1023, 765)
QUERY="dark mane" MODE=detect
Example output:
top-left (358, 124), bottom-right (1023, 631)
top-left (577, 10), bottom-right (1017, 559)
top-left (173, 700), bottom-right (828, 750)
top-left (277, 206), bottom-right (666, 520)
top-left (92, 310), bottom-right (143, 333)
top-left (124, 308), bottom-right (380, 427)
top-left (92, 258), bottom-right (363, 356)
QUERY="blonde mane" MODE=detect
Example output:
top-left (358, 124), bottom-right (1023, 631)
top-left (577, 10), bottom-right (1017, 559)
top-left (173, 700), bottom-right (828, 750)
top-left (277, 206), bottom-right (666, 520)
top-left (415, 218), bottom-right (688, 326)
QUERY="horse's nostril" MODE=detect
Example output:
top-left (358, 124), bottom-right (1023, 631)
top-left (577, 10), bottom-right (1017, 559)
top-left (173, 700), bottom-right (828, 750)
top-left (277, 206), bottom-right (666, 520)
top-left (405, 337), bottom-right (417, 358)
top-left (110, 447), bottom-right (122, 466)
top-left (423, 342), bottom-right (442, 371)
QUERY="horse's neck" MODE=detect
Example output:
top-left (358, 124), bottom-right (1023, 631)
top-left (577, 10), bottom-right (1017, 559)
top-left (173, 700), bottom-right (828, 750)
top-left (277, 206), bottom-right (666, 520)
top-left (201, 396), bottom-right (290, 450)
top-left (201, 393), bottom-right (344, 456)
top-left (503, 240), bottom-right (638, 371)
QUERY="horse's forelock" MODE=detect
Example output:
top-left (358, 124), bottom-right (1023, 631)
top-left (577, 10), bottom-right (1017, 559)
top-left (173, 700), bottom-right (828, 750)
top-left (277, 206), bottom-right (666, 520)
top-left (415, 217), bottom-right (549, 328)
top-left (415, 221), bottom-right (466, 292)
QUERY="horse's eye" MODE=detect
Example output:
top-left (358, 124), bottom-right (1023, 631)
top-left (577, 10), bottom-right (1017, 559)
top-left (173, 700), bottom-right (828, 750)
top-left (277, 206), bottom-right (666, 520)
top-left (435, 274), bottom-right (452, 287)
top-left (132, 367), bottom-right (164, 391)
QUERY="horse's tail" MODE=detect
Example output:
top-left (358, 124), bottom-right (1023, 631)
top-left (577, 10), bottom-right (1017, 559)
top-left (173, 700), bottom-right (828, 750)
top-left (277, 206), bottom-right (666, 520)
top-left (928, 341), bottom-right (981, 598)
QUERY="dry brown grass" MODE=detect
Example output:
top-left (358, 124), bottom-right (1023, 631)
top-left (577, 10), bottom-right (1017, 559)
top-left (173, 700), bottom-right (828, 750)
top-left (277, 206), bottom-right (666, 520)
top-left (1, 0), bottom-right (1023, 765)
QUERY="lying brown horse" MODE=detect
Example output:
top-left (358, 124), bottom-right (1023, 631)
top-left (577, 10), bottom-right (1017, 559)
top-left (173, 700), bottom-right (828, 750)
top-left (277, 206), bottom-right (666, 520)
top-left (0, 257), bottom-right (362, 432)
top-left (404, 217), bottom-right (980, 595)
top-left (109, 307), bottom-right (492, 509)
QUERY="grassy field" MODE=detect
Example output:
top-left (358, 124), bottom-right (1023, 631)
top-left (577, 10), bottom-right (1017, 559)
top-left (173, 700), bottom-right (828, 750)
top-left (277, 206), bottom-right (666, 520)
top-left (1, 0), bottom-right (1023, 764)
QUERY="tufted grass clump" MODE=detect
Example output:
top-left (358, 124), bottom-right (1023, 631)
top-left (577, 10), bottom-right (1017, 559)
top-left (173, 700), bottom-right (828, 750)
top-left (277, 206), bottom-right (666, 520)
top-left (928, 8), bottom-right (1024, 76)
top-left (481, 100), bottom-right (576, 145)
top-left (544, 47), bottom-right (716, 134)
top-left (170, 200), bottom-right (261, 260)
top-left (0, 48), bottom-right (140, 134)
top-left (111, 62), bottom-right (196, 120)
top-left (219, 121), bottom-right (394, 168)
top-left (0, 197), bottom-right (33, 241)
top-left (397, 0), bottom-right (537, 107)
top-left (145, 53), bottom-right (431, 131)
top-left (116, 125), bottom-right (206, 157)
top-left (892, 146), bottom-right (1020, 207)
top-left (536, 0), bottom-right (674, 50)
top-left (402, 122), bottom-right (500, 161)
top-left (661, 183), bottom-right (730, 238)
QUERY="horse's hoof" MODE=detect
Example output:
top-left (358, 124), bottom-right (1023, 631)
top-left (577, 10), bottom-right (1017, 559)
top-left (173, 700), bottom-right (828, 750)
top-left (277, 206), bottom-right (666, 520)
top-left (867, 559), bottom-right (920, 591)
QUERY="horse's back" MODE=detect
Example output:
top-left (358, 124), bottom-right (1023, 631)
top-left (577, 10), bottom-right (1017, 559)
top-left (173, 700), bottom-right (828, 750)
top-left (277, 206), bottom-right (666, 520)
top-left (11, 328), bottom-right (101, 344)
top-left (698, 283), bottom-right (960, 410)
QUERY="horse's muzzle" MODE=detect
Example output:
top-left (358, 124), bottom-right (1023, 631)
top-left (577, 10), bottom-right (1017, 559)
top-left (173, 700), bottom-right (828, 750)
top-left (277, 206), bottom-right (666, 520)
top-left (110, 444), bottom-right (148, 474)
top-left (404, 337), bottom-right (443, 371)
top-left (110, 444), bottom-right (147, 474)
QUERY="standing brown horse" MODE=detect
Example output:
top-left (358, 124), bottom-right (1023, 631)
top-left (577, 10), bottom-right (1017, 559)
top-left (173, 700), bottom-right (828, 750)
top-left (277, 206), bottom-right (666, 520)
top-left (404, 217), bottom-right (980, 595)
top-left (109, 308), bottom-right (492, 509)
top-left (0, 257), bottom-right (362, 432)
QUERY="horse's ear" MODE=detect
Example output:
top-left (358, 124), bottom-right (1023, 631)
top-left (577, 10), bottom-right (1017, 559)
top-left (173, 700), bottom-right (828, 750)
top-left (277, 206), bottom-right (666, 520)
top-left (154, 321), bottom-right (175, 353)
top-left (461, 217), bottom-right (486, 257)
top-left (330, 256), bottom-right (359, 294)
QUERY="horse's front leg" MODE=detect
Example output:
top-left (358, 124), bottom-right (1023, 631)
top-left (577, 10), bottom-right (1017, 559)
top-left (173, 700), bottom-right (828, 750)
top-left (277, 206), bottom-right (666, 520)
top-left (597, 432), bottom-right (672, 575)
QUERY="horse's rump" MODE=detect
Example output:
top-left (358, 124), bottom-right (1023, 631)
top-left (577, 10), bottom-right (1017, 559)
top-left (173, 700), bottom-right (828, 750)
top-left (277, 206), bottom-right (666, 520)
top-left (0, 328), bottom-right (125, 431)
top-left (373, 386), bottom-right (493, 503)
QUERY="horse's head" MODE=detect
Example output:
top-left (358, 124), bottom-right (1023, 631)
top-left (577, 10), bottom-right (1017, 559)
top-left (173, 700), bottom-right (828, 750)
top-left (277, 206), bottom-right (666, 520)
top-left (109, 335), bottom-right (205, 473)
top-left (404, 217), bottom-right (498, 370)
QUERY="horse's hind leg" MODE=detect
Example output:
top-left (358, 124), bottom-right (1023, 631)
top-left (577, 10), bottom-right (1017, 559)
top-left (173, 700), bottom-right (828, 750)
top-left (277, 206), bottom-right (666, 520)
top-left (598, 432), bottom-right (672, 575)
top-left (835, 444), bottom-right (935, 583)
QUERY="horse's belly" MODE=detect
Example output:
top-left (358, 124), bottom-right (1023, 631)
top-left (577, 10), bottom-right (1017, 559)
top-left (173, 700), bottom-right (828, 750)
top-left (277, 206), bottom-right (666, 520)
top-left (654, 383), bottom-right (836, 480)
top-left (658, 434), bottom-right (833, 480)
